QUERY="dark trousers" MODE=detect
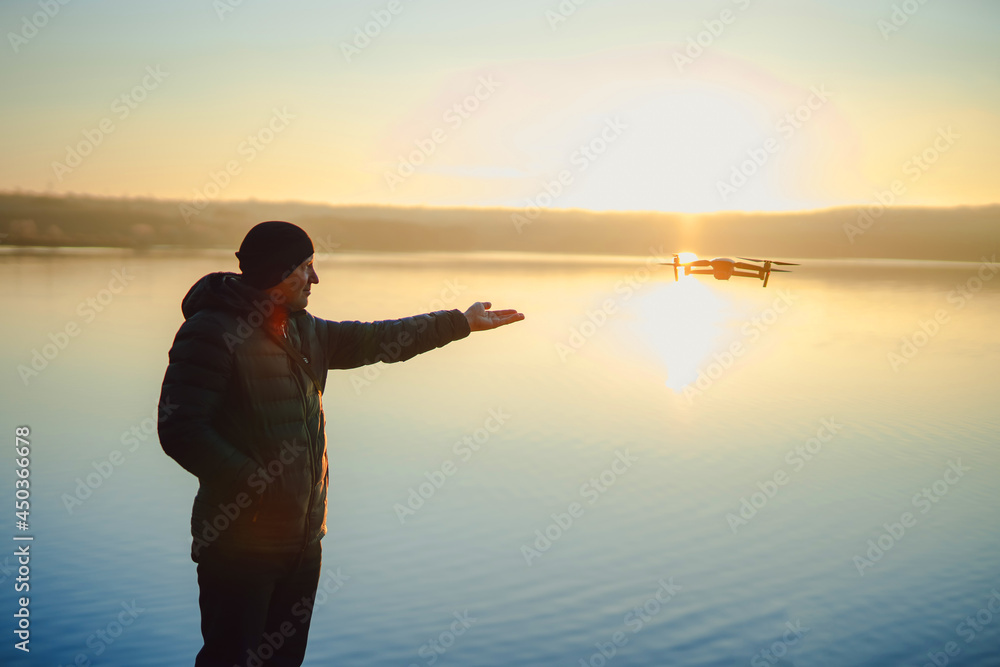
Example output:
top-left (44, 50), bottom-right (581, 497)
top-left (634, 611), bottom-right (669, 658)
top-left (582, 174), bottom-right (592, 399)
top-left (194, 541), bottom-right (322, 667)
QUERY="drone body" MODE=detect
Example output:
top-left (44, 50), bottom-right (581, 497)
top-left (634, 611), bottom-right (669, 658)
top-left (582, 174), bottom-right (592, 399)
top-left (663, 255), bottom-right (798, 287)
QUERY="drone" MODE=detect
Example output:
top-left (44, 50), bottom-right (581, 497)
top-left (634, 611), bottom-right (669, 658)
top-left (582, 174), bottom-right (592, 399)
top-left (663, 255), bottom-right (799, 288)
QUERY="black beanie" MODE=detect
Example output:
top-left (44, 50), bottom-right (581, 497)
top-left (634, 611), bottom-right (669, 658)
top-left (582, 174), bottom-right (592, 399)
top-left (235, 221), bottom-right (314, 289)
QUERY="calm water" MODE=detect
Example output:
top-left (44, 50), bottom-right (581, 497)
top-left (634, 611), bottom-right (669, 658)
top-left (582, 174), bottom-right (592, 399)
top-left (1, 248), bottom-right (998, 666)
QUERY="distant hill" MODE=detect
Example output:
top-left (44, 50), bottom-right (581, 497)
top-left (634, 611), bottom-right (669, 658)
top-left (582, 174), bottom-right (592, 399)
top-left (0, 192), bottom-right (996, 261)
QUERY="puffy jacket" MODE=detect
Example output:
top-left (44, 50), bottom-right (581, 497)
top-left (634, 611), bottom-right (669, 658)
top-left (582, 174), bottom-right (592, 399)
top-left (157, 271), bottom-right (471, 561)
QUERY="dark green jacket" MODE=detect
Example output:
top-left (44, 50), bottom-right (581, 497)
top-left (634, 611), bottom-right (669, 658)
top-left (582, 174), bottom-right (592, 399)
top-left (157, 271), bottom-right (470, 560)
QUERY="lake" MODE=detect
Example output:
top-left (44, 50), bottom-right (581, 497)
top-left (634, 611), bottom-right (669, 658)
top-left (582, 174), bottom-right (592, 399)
top-left (1, 248), bottom-right (998, 666)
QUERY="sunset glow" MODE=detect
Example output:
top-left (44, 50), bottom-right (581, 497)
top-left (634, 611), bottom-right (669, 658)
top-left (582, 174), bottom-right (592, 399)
top-left (1, 0), bottom-right (996, 213)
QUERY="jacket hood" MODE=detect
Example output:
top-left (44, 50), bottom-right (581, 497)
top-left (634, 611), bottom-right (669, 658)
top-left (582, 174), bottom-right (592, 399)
top-left (181, 271), bottom-right (286, 320)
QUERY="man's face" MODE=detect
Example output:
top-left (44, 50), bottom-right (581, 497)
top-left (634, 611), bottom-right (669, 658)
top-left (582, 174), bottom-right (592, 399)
top-left (274, 254), bottom-right (319, 311)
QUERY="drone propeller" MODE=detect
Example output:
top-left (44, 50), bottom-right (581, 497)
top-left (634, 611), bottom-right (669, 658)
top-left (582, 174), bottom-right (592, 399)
top-left (769, 269), bottom-right (792, 273)
top-left (659, 260), bottom-right (711, 267)
top-left (734, 262), bottom-right (764, 271)
top-left (738, 257), bottom-right (800, 266)
top-left (660, 256), bottom-right (680, 281)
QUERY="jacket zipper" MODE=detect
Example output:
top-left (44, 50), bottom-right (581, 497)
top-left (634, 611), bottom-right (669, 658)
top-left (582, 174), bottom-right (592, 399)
top-left (287, 319), bottom-right (319, 560)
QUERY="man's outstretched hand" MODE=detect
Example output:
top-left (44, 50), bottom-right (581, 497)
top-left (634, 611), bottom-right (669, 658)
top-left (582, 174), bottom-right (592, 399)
top-left (464, 302), bottom-right (525, 332)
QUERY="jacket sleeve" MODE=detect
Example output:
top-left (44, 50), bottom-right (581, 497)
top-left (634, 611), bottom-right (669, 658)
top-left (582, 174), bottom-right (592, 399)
top-left (158, 313), bottom-right (256, 484)
top-left (322, 309), bottom-right (472, 370)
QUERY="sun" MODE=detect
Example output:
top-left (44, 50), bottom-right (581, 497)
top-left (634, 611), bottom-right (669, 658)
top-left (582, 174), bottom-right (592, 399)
top-left (558, 81), bottom-right (782, 213)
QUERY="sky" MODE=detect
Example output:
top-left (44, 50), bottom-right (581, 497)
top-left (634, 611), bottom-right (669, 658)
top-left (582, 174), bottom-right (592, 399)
top-left (1, 0), bottom-right (997, 213)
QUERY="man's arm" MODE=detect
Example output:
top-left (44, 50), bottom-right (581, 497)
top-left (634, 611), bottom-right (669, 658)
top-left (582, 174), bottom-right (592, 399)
top-left (323, 309), bottom-right (470, 370)
top-left (158, 314), bottom-right (255, 485)
top-left (322, 301), bottom-right (523, 370)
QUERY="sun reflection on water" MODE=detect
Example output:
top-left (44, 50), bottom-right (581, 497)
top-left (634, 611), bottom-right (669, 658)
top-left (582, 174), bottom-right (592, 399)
top-left (628, 276), bottom-right (735, 391)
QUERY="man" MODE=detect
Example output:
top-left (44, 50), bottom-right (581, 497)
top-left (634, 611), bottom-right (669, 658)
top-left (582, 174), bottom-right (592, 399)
top-left (157, 220), bottom-right (523, 667)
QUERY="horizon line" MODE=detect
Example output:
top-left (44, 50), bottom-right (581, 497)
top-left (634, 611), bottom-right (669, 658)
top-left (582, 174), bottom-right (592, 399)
top-left (1, 189), bottom-right (998, 217)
